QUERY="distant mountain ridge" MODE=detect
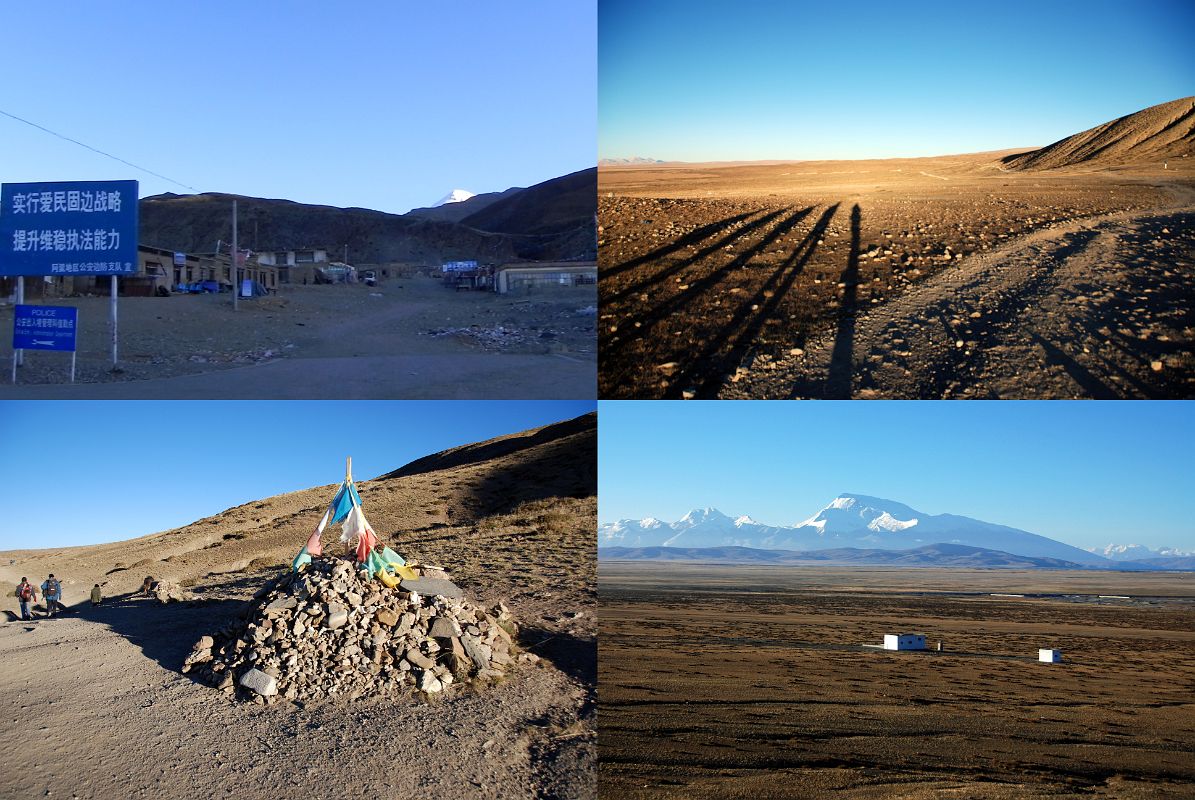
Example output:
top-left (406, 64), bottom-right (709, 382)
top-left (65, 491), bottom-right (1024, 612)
top-left (599, 494), bottom-right (1194, 570)
top-left (139, 168), bottom-right (595, 264)
top-left (602, 543), bottom-right (1090, 569)
top-left (1002, 96), bottom-right (1195, 171)
top-left (599, 157), bottom-right (666, 166)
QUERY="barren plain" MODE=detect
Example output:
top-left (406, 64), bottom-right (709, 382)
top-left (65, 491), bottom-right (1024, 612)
top-left (599, 562), bottom-right (1195, 799)
top-left (0, 415), bottom-right (596, 799)
top-left (599, 157), bottom-right (1194, 399)
top-left (0, 277), bottom-right (596, 399)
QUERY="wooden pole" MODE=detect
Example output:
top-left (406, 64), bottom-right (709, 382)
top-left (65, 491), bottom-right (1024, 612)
top-left (232, 200), bottom-right (239, 311)
top-left (346, 456), bottom-right (352, 484)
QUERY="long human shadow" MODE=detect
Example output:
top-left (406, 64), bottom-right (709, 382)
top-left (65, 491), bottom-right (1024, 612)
top-left (601, 209), bottom-right (758, 282)
top-left (605, 206), bottom-right (814, 358)
top-left (1028, 333), bottom-right (1119, 398)
top-left (822, 204), bottom-right (862, 399)
top-left (65, 590), bottom-right (247, 681)
top-left (669, 204), bottom-right (840, 398)
top-left (605, 208), bottom-right (788, 304)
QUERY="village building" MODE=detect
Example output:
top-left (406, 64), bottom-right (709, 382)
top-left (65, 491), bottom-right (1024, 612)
top-left (256, 248), bottom-right (329, 284)
top-left (495, 261), bottom-right (597, 295)
top-left (883, 633), bottom-right (927, 651)
top-left (2, 244), bottom-right (278, 298)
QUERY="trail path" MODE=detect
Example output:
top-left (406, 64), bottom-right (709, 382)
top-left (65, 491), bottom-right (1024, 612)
top-left (0, 591), bottom-right (594, 799)
top-left (723, 182), bottom-right (1195, 399)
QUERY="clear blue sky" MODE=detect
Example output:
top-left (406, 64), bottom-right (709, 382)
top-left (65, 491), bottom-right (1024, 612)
top-left (600, 0), bottom-right (1195, 161)
top-left (599, 401), bottom-right (1195, 551)
top-left (0, 2), bottom-right (595, 214)
top-left (0, 400), bottom-right (594, 550)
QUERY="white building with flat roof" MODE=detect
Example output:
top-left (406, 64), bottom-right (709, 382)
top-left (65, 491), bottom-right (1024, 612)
top-left (883, 634), bottom-right (927, 651)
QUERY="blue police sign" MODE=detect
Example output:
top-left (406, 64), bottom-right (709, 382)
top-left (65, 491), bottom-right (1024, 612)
top-left (0, 180), bottom-right (139, 276)
top-left (13, 304), bottom-right (77, 352)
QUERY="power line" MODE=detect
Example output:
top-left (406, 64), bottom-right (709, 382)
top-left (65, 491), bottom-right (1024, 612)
top-left (0, 108), bottom-right (197, 191)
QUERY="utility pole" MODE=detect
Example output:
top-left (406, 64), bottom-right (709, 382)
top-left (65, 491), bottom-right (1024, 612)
top-left (232, 200), bottom-right (238, 311)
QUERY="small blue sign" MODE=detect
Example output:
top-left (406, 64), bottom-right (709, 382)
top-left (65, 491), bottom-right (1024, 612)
top-left (0, 180), bottom-right (139, 276)
top-left (13, 304), bottom-right (77, 352)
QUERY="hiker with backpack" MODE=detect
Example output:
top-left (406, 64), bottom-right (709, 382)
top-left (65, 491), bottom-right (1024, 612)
top-left (16, 577), bottom-right (38, 621)
top-left (41, 574), bottom-right (62, 618)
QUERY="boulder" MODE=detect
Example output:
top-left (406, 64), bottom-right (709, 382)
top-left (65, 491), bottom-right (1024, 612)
top-left (238, 668), bottom-right (278, 697)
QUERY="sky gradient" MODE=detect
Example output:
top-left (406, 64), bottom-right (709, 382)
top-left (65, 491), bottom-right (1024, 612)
top-left (0, 400), bottom-right (594, 550)
top-left (598, 401), bottom-right (1195, 552)
top-left (600, 0), bottom-right (1195, 161)
top-left (1, 2), bottom-right (595, 214)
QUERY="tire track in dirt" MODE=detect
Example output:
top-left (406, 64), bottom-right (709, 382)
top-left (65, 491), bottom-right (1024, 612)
top-left (723, 182), bottom-right (1195, 398)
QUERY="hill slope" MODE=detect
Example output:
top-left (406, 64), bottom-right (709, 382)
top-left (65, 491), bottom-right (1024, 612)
top-left (139, 168), bottom-right (597, 264)
top-left (139, 193), bottom-right (517, 264)
top-left (1, 413), bottom-right (596, 599)
top-left (1003, 96), bottom-right (1195, 171)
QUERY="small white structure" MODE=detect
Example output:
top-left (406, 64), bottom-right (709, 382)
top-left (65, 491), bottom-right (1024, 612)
top-left (883, 633), bottom-right (926, 651)
top-left (1039, 649), bottom-right (1062, 663)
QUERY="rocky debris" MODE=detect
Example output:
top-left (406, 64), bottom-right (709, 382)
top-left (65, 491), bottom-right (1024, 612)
top-left (185, 555), bottom-right (520, 704)
top-left (153, 581), bottom-right (194, 604)
top-left (422, 324), bottom-right (529, 351)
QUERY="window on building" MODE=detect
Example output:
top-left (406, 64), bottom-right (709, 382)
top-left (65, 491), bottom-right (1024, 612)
top-left (296, 251), bottom-right (315, 263)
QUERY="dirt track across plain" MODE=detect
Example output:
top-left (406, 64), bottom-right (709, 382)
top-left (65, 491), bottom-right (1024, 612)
top-left (598, 157), bottom-right (1194, 399)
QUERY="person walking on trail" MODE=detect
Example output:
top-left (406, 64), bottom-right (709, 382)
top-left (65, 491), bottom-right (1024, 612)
top-left (41, 574), bottom-right (62, 617)
top-left (90, 584), bottom-right (102, 606)
top-left (16, 577), bottom-right (38, 621)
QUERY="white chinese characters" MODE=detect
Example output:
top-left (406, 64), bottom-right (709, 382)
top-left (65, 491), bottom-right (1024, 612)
top-left (10, 189), bottom-right (122, 214)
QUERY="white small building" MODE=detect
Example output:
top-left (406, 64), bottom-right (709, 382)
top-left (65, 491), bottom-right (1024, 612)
top-left (883, 634), bottom-right (926, 651)
top-left (1039, 649), bottom-right (1063, 663)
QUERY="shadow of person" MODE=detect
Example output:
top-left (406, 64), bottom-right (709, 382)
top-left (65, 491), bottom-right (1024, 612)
top-left (519, 626), bottom-right (596, 691)
top-left (70, 588), bottom-right (250, 682)
top-left (825, 203), bottom-right (862, 399)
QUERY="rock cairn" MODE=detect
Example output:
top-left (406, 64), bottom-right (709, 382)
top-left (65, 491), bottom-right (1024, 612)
top-left (183, 555), bottom-right (524, 703)
top-left (153, 580), bottom-right (194, 604)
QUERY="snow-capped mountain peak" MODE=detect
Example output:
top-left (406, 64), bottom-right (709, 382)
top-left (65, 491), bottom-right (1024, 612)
top-left (432, 189), bottom-right (475, 207)
top-left (796, 493), bottom-right (920, 533)
top-left (676, 507), bottom-right (730, 527)
top-left (1090, 543), bottom-right (1195, 560)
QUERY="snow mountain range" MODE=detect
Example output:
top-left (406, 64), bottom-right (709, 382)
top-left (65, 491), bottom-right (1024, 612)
top-left (599, 494), bottom-right (1190, 568)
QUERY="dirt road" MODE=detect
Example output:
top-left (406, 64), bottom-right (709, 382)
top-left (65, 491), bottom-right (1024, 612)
top-left (724, 185), bottom-right (1195, 398)
top-left (599, 157), bottom-right (1193, 399)
top-left (0, 586), bottom-right (592, 800)
top-left (0, 278), bottom-right (596, 399)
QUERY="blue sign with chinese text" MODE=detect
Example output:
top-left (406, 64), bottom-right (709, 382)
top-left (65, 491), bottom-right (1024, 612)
top-left (13, 304), bottom-right (77, 352)
top-left (0, 180), bottom-right (139, 276)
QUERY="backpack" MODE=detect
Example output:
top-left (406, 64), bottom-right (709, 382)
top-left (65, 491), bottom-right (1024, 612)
top-left (19, 583), bottom-right (32, 601)
top-left (46, 579), bottom-right (59, 596)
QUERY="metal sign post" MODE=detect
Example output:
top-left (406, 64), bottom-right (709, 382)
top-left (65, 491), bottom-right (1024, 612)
top-left (15, 275), bottom-right (24, 367)
top-left (110, 274), bottom-right (118, 367)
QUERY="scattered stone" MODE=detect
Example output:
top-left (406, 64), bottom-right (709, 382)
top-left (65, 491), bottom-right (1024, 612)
top-left (153, 581), bottom-right (193, 604)
top-left (187, 555), bottom-right (517, 703)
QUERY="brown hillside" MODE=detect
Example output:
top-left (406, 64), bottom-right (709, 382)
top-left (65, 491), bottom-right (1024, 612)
top-left (1003, 96), bottom-right (1195, 171)
top-left (0, 413), bottom-right (596, 602)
